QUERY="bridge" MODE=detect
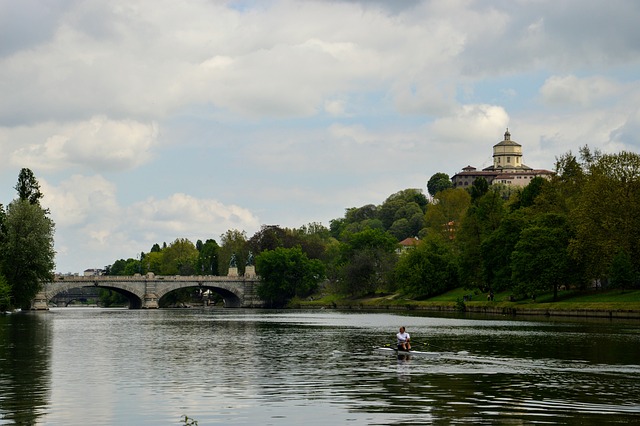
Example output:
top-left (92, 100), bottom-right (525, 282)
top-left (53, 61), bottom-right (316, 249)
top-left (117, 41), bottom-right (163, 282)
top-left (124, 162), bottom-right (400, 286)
top-left (31, 270), bottom-right (264, 309)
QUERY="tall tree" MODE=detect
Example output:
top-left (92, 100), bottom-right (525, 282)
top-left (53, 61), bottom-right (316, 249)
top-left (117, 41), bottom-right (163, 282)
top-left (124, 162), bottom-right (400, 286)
top-left (15, 168), bottom-right (44, 205)
top-left (196, 239), bottom-right (219, 275)
top-left (0, 199), bottom-right (55, 309)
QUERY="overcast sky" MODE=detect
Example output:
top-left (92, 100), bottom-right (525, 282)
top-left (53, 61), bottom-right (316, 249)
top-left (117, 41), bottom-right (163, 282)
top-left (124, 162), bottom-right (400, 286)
top-left (1, 0), bottom-right (639, 273)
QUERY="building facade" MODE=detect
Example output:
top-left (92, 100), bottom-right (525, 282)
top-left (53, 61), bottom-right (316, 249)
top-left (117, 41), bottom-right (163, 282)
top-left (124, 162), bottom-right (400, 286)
top-left (451, 129), bottom-right (554, 188)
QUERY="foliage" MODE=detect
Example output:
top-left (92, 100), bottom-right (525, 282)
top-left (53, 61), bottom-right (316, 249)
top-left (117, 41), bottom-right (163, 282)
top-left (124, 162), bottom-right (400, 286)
top-left (218, 229), bottom-right (248, 275)
top-left (15, 168), bottom-right (44, 205)
top-left (394, 236), bottom-right (459, 299)
top-left (609, 250), bottom-right (638, 289)
top-left (570, 150), bottom-right (640, 281)
top-left (427, 172), bottom-right (453, 197)
top-left (256, 246), bottom-right (325, 307)
top-left (162, 238), bottom-right (198, 275)
top-left (99, 288), bottom-right (128, 307)
top-left (0, 274), bottom-right (11, 311)
top-left (196, 239), bottom-right (219, 275)
top-left (510, 213), bottom-right (574, 300)
top-left (337, 229), bottom-right (398, 296)
top-left (0, 199), bottom-right (55, 309)
top-left (423, 188), bottom-right (470, 241)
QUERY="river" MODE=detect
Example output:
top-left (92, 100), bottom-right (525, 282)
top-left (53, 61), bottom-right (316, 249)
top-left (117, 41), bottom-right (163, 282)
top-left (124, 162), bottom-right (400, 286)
top-left (1, 308), bottom-right (639, 425)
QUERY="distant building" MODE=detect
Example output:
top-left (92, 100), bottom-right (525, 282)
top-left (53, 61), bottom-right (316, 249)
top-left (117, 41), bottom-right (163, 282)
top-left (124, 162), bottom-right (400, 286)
top-left (451, 129), bottom-right (554, 188)
top-left (83, 268), bottom-right (104, 276)
top-left (397, 237), bottom-right (419, 254)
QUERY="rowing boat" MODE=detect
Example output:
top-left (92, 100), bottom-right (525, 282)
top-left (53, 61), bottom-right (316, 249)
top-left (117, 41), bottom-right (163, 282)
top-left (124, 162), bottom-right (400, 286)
top-left (375, 347), bottom-right (441, 358)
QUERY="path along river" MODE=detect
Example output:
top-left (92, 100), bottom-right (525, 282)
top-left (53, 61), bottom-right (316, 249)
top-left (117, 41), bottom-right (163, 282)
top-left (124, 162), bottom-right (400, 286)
top-left (1, 308), bottom-right (639, 425)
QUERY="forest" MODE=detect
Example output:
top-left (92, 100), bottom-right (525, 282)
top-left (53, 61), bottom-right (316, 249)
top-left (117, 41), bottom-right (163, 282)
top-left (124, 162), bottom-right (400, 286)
top-left (102, 146), bottom-right (640, 307)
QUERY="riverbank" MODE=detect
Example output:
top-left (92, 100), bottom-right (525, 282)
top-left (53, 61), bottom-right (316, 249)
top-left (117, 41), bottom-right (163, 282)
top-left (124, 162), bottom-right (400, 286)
top-left (294, 288), bottom-right (640, 319)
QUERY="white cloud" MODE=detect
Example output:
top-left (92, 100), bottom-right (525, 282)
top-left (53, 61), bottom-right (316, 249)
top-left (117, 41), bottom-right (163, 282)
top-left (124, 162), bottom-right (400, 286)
top-left (5, 116), bottom-right (158, 172)
top-left (540, 75), bottom-right (621, 107)
top-left (430, 104), bottom-right (510, 143)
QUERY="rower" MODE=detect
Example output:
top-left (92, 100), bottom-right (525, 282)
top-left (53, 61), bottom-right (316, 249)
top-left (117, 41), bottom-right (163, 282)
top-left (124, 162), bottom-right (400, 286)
top-left (396, 326), bottom-right (411, 352)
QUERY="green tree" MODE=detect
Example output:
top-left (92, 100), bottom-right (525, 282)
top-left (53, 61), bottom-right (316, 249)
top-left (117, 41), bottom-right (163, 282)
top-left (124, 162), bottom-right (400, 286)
top-left (455, 186), bottom-right (506, 289)
top-left (256, 246), bottom-right (325, 307)
top-left (469, 177), bottom-right (489, 202)
top-left (15, 168), bottom-right (44, 205)
top-left (511, 213), bottom-right (574, 300)
top-left (337, 228), bottom-right (398, 296)
top-left (162, 238), bottom-right (198, 275)
top-left (570, 150), bottom-right (640, 281)
top-left (0, 199), bottom-right (55, 309)
top-left (427, 172), bottom-right (453, 197)
top-left (394, 235), bottom-right (458, 298)
top-left (480, 209), bottom-right (531, 292)
top-left (423, 188), bottom-right (471, 241)
top-left (196, 239), bottom-right (219, 275)
top-left (218, 230), bottom-right (248, 275)
top-left (0, 274), bottom-right (10, 311)
top-left (608, 250), bottom-right (638, 289)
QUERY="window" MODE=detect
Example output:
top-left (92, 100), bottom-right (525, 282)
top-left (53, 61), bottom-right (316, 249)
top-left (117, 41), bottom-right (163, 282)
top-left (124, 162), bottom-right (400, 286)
top-left (507, 157), bottom-right (511, 163)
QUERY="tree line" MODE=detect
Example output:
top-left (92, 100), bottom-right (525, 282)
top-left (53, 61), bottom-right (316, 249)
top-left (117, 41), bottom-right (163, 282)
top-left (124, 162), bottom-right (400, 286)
top-left (3, 146), bottom-right (640, 310)
top-left (104, 146), bottom-right (640, 307)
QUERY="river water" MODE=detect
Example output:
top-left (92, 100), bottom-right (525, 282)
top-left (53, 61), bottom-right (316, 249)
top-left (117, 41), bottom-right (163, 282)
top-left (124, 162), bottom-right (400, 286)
top-left (1, 308), bottom-right (639, 425)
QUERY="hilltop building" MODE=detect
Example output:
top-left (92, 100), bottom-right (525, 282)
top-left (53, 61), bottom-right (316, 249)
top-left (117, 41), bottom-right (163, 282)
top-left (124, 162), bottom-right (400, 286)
top-left (451, 129), bottom-right (554, 188)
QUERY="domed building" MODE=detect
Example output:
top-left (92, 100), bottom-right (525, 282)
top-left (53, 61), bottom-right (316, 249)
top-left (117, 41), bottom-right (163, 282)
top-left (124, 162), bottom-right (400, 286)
top-left (451, 129), bottom-right (554, 188)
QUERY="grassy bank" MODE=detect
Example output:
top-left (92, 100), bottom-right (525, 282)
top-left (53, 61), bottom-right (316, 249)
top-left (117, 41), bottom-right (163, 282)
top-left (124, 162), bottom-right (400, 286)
top-left (295, 288), bottom-right (640, 319)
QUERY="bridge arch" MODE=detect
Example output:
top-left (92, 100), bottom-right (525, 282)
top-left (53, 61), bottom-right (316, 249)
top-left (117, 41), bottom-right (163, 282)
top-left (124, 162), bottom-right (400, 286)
top-left (157, 282), bottom-right (243, 308)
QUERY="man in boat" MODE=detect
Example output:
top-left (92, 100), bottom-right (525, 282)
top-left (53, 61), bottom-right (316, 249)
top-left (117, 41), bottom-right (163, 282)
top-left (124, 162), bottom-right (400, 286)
top-left (396, 326), bottom-right (411, 352)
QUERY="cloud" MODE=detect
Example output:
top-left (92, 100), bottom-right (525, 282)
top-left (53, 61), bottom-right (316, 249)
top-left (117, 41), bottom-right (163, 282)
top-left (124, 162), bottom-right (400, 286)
top-left (540, 75), bottom-right (621, 107)
top-left (430, 104), bottom-right (510, 143)
top-left (42, 174), bottom-right (261, 271)
top-left (5, 116), bottom-right (158, 172)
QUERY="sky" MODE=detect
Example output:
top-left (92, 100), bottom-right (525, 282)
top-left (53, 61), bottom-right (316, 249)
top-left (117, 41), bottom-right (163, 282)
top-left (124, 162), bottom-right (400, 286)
top-left (1, 0), bottom-right (639, 274)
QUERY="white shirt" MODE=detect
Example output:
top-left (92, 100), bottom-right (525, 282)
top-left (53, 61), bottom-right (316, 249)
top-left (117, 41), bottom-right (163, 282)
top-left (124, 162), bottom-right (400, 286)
top-left (397, 331), bottom-right (410, 344)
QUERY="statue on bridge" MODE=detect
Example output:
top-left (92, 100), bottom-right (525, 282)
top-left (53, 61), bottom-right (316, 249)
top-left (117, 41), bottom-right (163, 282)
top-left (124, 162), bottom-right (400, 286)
top-left (229, 253), bottom-right (237, 268)
top-left (246, 251), bottom-right (254, 266)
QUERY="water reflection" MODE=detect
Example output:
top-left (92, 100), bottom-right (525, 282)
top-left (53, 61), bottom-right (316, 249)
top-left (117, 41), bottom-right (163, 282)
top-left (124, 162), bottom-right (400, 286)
top-left (0, 312), bottom-right (51, 424)
top-left (1, 308), bottom-right (639, 425)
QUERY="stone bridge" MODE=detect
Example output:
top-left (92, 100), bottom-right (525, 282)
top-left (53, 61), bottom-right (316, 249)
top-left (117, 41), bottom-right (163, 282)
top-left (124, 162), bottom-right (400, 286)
top-left (31, 270), bottom-right (263, 309)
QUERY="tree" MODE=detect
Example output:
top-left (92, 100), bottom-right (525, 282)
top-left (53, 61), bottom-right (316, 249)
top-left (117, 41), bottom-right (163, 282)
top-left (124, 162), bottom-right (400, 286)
top-left (469, 177), bottom-right (489, 202)
top-left (0, 199), bottom-right (55, 309)
top-left (256, 247), bottom-right (325, 307)
top-left (394, 235), bottom-right (458, 298)
top-left (423, 188), bottom-right (471, 241)
top-left (162, 238), bottom-right (198, 275)
top-left (15, 168), bottom-right (44, 205)
top-left (609, 250), bottom-right (638, 289)
top-left (570, 150), bottom-right (640, 281)
top-left (218, 230), bottom-right (248, 275)
top-left (511, 213), bottom-right (574, 300)
top-left (337, 228), bottom-right (398, 296)
top-left (0, 274), bottom-right (10, 311)
top-left (427, 172), bottom-right (453, 197)
top-left (196, 239), bottom-right (219, 275)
